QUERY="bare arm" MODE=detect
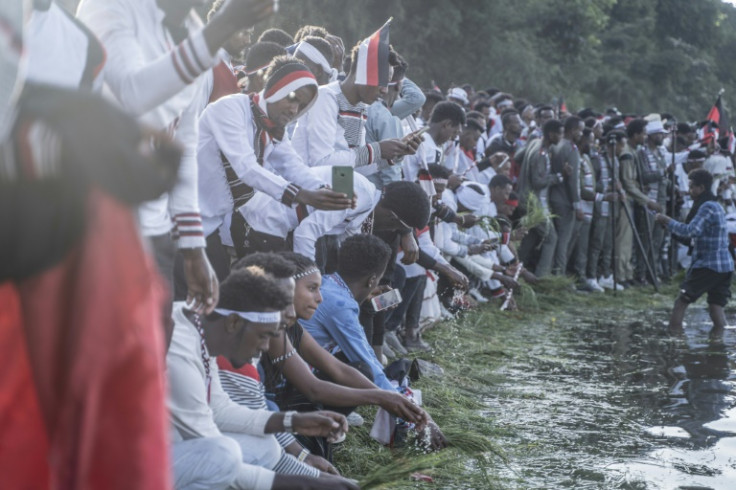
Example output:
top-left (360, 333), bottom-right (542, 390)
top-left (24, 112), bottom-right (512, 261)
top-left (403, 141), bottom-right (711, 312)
top-left (267, 331), bottom-right (426, 423)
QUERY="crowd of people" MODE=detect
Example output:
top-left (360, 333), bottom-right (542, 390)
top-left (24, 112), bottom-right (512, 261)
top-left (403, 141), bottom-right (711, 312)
top-left (2, 0), bottom-right (735, 489)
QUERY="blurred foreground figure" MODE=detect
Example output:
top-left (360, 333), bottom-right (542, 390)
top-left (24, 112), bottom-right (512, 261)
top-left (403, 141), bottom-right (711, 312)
top-left (0, 3), bottom-right (181, 488)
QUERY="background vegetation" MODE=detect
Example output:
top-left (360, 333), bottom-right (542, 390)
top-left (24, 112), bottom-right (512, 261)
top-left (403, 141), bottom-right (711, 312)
top-left (61, 0), bottom-right (736, 119)
top-left (269, 0), bottom-right (736, 120)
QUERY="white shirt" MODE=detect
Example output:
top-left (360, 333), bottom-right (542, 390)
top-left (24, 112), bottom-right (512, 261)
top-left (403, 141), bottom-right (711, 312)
top-left (291, 81), bottom-right (379, 168)
top-left (167, 303), bottom-right (275, 489)
top-left (398, 227), bottom-right (449, 278)
top-left (442, 139), bottom-right (459, 173)
top-left (435, 190), bottom-right (466, 257)
top-left (78, 0), bottom-right (219, 247)
top-left (197, 93), bottom-right (324, 237)
top-left (239, 167), bottom-right (381, 260)
top-left (27, 1), bottom-right (104, 91)
top-left (402, 132), bottom-right (443, 182)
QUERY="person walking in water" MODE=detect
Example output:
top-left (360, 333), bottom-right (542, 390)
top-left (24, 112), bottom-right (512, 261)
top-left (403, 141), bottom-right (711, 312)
top-left (655, 168), bottom-right (733, 338)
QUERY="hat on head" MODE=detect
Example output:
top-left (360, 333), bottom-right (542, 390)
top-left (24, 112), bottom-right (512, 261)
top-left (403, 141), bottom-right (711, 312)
top-left (448, 87), bottom-right (469, 105)
top-left (646, 120), bottom-right (666, 135)
top-left (354, 18), bottom-right (391, 87)
top-left (456, 181), bottom-right (488, 212)
top-left (263, 59), bottom-right (317, 104)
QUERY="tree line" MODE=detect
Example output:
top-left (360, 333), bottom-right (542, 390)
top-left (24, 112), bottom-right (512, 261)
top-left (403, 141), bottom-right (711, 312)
top-left (273, 0), bottom-right (736, 121)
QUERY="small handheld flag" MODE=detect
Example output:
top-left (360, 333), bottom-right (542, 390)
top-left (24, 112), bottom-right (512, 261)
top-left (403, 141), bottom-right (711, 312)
top-left (354, 18), bottom-right (392, 87)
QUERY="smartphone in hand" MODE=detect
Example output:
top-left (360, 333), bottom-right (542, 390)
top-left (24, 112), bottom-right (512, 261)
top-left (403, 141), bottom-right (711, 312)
top-left (370, 288), bottom-right (402, 312)
top-left (332, 166), bottom-right (354, 200)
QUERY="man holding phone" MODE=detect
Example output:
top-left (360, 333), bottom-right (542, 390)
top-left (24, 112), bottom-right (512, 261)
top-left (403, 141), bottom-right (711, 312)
top-left (291, 21), bottom-right (421, 173)
top-left (301, 235), bottom-right (447, 449)
top-left (197, 58), bottom-right (354, 261)
top-left (364, 48), bottom-right (427, 189)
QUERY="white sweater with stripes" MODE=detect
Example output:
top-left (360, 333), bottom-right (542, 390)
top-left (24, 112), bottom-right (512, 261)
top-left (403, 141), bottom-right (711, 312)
top-left (78, 0), bottom-right (217, 247)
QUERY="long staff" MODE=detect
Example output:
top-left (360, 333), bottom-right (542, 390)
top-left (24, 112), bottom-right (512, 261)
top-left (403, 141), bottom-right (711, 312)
top-left (668, 123), bottom-right (678, 277)
top-left (609, 137), bottom-right (618, 295)
top-left (619, 193), bottom-right (660, 292)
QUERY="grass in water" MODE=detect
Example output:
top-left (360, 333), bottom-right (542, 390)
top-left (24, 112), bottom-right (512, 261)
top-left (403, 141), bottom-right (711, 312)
top-left (332, 277), bottom-right (681, 488)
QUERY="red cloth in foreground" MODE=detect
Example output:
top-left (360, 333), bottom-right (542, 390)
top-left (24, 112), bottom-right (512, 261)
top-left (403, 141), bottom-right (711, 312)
top-left (0, 282), bottom-right (49, 490)
top-left (0, 189), bottom-right (171, 490)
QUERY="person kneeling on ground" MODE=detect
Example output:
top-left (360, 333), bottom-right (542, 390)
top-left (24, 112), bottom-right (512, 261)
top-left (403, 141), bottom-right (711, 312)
top-left (300, 234), bottom-right (448, 449)
top-left (167, 266), bottom-right (358, 490)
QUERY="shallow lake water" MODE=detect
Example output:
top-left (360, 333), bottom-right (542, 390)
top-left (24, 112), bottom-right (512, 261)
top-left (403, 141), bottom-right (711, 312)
top-left (485, 306), bottom-right (736, 489)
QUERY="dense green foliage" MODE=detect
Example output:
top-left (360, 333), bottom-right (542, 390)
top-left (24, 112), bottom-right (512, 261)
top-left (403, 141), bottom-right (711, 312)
top-left (271, 0), bottom-right (736, 120)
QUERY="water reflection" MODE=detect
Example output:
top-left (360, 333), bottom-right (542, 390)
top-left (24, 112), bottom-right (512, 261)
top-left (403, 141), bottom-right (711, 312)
top-left (489, 308), bottom-right (736, 489)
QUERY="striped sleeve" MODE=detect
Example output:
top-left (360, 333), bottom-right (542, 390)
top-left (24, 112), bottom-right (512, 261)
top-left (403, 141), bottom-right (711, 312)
top-left (275, 432), bottom-right (297, 449)
top-left (218, 370), bottom-right (269, 409)
top-left (170, 30), bottom-right (215, 85)
top-left (78, 0), bottom-right (218, 117)
top-left (171, 213), bottom-right (205, 248)
top-left (354, 141), bottom-right (381, 167)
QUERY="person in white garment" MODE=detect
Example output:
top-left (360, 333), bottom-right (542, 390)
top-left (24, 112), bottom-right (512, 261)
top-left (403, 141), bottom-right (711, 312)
top-left (196, 57), bottom-right (354, 261)
top-left (26, 0), bottom-right (105, 91)
top-left (77, 0), bottom-right (276, 329)
top-left (237, 166), bottom-right (380, 259)
top-left (238, 172), bottom-right (433, 269)
top-left (167, 265), bottom-right (358, 490)
top-left (291, 20), bottom-right (419, 171)
top-left (401, 101), bottom-right (465, 182)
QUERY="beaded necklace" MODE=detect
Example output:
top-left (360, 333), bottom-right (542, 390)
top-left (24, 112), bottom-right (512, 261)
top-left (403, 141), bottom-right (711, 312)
top-left (189, 311), bottom-right (212, 403)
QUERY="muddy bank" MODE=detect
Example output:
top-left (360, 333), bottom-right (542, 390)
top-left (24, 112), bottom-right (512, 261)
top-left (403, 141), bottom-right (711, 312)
top-left (333, 279), bottom-right (736, 489)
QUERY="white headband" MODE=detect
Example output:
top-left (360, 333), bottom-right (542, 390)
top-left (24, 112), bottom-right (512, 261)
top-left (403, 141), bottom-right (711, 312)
top-left (456, 183), bottom-right (488, 212)
top-left (295, 41), bottom-right (337, 82)
top-left (215, 308), bottom-right (281, 324)
top-left (433, 178), bottom-right (448, 185)
top-left (294, 267), bottom-right (320, 280)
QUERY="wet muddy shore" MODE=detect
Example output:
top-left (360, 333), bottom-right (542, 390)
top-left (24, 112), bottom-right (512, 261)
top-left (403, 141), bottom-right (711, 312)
top-left (333, 278), bottom-right (736, 489)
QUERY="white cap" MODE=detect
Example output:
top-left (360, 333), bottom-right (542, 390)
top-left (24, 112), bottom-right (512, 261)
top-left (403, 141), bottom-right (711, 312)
top-left (646, 120), bottom-right (666, 135)
top-left (448, 87), bottom-right (469, 105)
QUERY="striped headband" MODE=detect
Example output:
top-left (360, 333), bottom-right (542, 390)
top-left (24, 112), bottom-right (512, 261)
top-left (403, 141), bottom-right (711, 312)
top-left (294, 267), bottom-right (320, 280)
top-left (214, 308), bottom-right (281, 324)
top-left (294, 41), bottom-right (332, 78)
top-left (245, 62), bottom-right (271, 77)
top-left (354, 18), bottom-right (391, 87)
top-left (263, 61), bottom-right (317, 103)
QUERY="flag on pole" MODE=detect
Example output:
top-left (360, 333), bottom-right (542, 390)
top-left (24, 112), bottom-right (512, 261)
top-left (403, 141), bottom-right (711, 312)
top-left (703, 91), bottom-right (729, 144)
top-left (354, 18), bottom-right (391, 87)
top-left (558, 96), bottom-right (567, 115)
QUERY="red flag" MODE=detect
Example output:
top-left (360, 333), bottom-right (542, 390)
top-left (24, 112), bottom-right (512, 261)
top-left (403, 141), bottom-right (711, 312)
top-left (354, 18), bottom-right (391, 87)
top-left (559, 97), bottom-right (567, 114)
top-left (704, 92), bottom-right (730, 144)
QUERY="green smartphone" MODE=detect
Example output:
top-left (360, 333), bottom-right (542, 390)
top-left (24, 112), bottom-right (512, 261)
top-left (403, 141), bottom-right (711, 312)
top-left (331, 166), bottom-right (354, 200)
